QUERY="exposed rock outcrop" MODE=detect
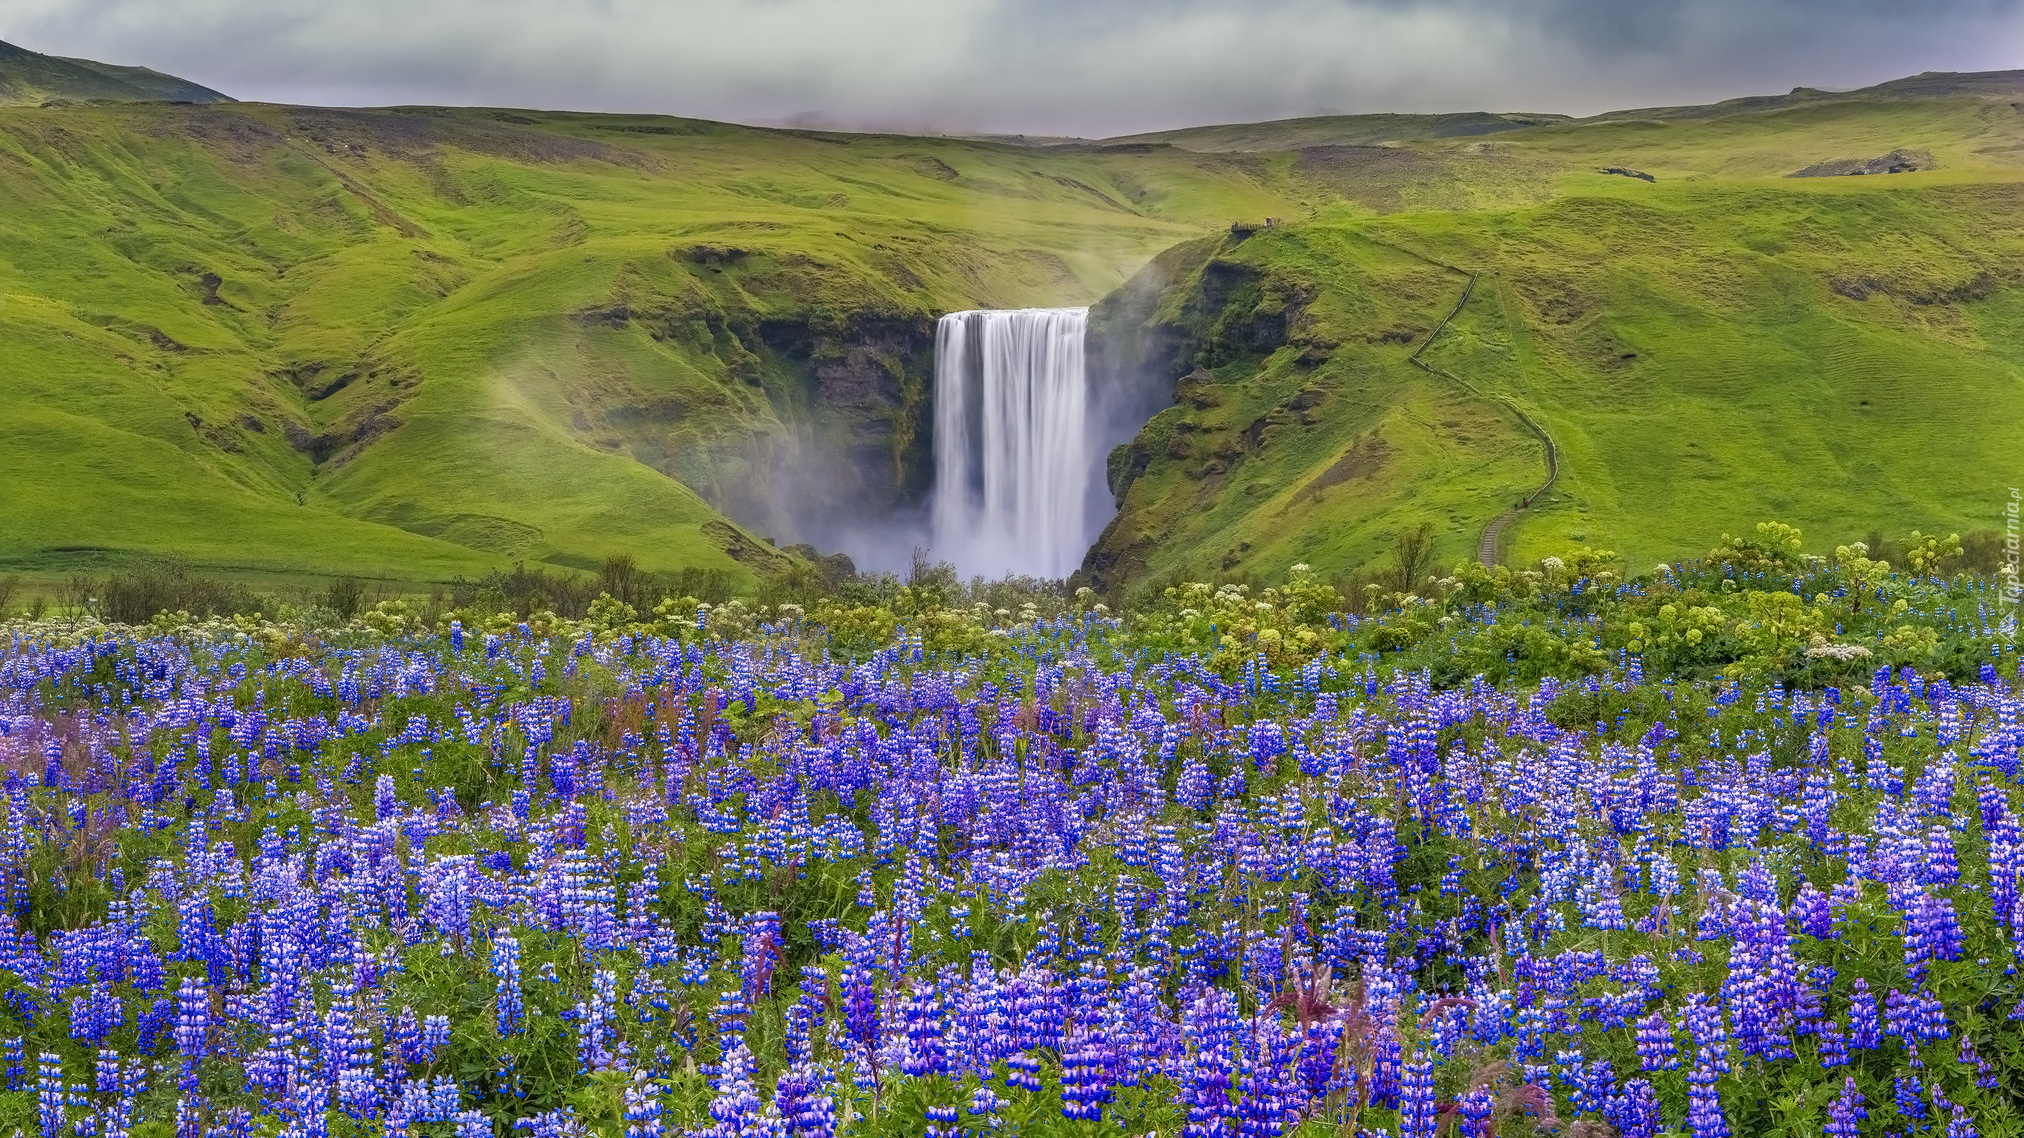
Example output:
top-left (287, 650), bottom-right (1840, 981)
top-left (1790, 149), bottom-right (1935, 177)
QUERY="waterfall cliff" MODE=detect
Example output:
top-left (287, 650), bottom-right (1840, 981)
top-left (931, 308), bottom-right (1099, 579)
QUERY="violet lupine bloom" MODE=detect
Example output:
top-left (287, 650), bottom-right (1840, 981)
top-left (422, 1014), bottom-right (452, 1060)
top-left (1369, 1022), bottom-right (1403, 1110)
top-left (1824, 1076), bottom-right (1864, 1138)
top-left (1815, 1018), bottom-right (1848, 1067)
top-left (705, 1040), bottom-right (764, 1138)
top-left (492, 937), bottom-right (524, 1035)
top-left (1685, 1061), bottom-right (1729, 1138)
top-left (1633, 1009), bottom-right (1677, 1071)
top-left (1399, 1056), bottom-right (1438, 1138)
top-left (923, 1102), bottom-right (961, 1138)
top-left (1059, 1020), bottom-right (1116, 1123)
top-left (1906, 892), bottom-right (1965, 981)
top-left (36, 1052), bottom-right (63, 1138)
top-left (1457, 1089), bottom-right (1495, 1138)
top-left (173, 977), bottom-right (208, 1091)
top-left (1005, 1053), bottom-right (1043, 1094)
top-left (899, 981), bottom-right (949, 1079)
top-left (774, 1060), bottom-right (837, 1138)
top-left (621, 1072), bottom-right (663, 1138)
top-left (742, 911), bottom-right (783, 1003)
top-left (1848, 980), bottom-right (1881, 1051)
top-left (841, 961), bottom-right (880, 1064)
top-left (1606, 1077), bottom-right (1662, 1138)
top-left (1296, 1017), bottom-right (1344, 1102)
top-left (577, 970), bottom-right (624, 1073)
top-left (1682, 996), bottom-right (1730, 1074)
top-left (1894, 1074), bottom-right (1928, 1123)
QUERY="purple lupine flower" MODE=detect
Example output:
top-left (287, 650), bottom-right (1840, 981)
top-left (1928, 1082), bottom-right (1977, 1138)
top-left (1682, 996), bottom-right (1730, 1074)
top-left (899, 980), bottom-right (948, 1078)
top-left (1457, 1089), bottom-right (1495, 1138)
top-left (1006, 1053), bottom-right (1043, 1094)
top-left (1894, 1074), bottom-right (1928, 1124)
top-left (422, 1013), bottom-right (452, 1061)
top-left (1685, 1061), bottom-right (1729, 1138)
top-left (577, 969), bottom-right (623, 1073)
top-left (492, 936), bottom-right (524, 1035)
top-left (1399, 1056), bottom-right (1437, 1138)
top-left (742, 911), bottom-right (782, 1003)
top-left (1180, 981), bottom-right (1239, 1138)
top-left (706, 1040), bottom-right (763, 1138)
top-left (1815, 1018), bottom-right (1848, 1067)
top-left (1176, 757), bottom-right (1214, 812)
top-left (36, 1053), bottom-right (64, 1138)
top-left (774, 1060), bottom-right (837, 1138)
top-left (1960, 1035), bottom-right (1998, 1090)
top-left (622, 1072), bottom-right (663, 1138)
top-left (1605, 1077), bottom-right (1662, 1138)
top-left (923, 1101), bottom-right (961, 1138)
top-left (1925, 824), bottom-right (1959, 885)
top-left (1634, 1009), bottom-right (1677, 1071)
top-left (1060, 1020), bottom-right (1117, 1123)
top-left (1848, 980), bottom-right (1880, 1051)
top-left (841, 959), bottom-right (880, 1060)
top-left (1369, 1021), bottom-right (1403, 1109)
top-left (1824, 1076), bottom-right (1864, 1138)
top-left (173, 977), bottom-right (208, 1090)
top-left (1906, 892), bottom-right (1965, 980)
top-left (1234, 1021), bottom-right (1299, 1137)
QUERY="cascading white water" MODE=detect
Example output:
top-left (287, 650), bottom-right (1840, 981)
top-left (931, 307), bottom-right (1099, 579)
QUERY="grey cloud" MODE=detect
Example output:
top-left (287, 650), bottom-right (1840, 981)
top-left (4, 0), bottom-right (2020, 136)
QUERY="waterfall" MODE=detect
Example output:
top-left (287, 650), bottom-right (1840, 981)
top-left (932, 307), bottom-right (1100, 579)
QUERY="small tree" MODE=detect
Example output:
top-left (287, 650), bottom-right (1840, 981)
top-left (1387, 523), bottom-right (1436, 596)
top-left (600, 553), bottom-right (644, 609)
top-left (325, 577), bottom-right (365, 620)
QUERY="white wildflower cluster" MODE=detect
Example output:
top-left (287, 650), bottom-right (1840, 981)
top-left (1804, 633), bottom-right (1874, 662)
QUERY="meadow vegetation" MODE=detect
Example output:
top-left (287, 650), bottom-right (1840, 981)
top-left (0, 519), bottom-right (2019, 1136)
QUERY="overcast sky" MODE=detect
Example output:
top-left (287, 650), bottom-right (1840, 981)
top-left (6, 0), bottom-right (2021, 136)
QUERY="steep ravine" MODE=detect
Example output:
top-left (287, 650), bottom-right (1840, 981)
top-left (551, 293), bottom-right (942, 568)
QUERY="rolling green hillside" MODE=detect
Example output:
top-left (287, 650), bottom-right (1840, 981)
top-left (1086, 88), bottom-right (2024, 584)
top-left (0, 71), bottom-right (2020, 593)
top-left (0, 39), bottom-right (232, 106)
top-left (0, 100), bottom-right (1310, 585)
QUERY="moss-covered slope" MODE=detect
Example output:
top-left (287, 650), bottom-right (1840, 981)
top-left (1086, 172), bottom-right (2024, 586)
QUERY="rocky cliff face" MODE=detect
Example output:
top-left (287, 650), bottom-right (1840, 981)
top-left (743, 313), bottom-right (938, 558)
top-left (1080, 231), bottom-right (1318, 590)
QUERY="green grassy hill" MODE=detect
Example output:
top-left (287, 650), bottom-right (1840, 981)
top-left (0, 101), bottom-right (1307, 587)
top-left (1085, 89), bottom-right (2024, 584)
top-left (0, 71), bottom-right (2019, 594)
top-left (0, 40), bottom-right (232, 106)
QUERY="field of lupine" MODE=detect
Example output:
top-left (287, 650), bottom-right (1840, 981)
top-left (1, 527), bottom-right (2021, 1137)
